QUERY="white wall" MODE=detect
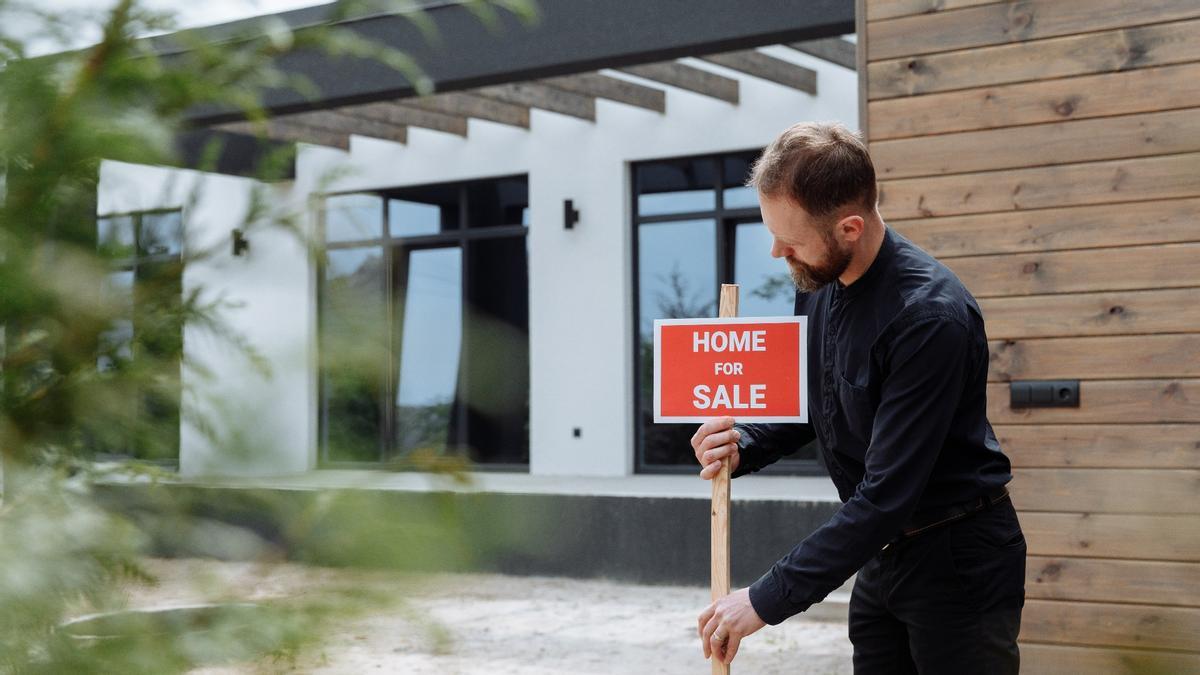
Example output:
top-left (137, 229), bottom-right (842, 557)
top-left (98, 45), bottom-right (857, 479)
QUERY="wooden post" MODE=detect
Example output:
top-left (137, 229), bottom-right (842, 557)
top-left (712, 283), bottom-right (738, 674)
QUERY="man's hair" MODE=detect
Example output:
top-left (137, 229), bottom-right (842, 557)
top-left (747, 121), bottom-right (878, 219)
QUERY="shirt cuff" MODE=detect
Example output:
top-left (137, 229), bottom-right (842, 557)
top-left (748, 567), bottom-right (800, 626)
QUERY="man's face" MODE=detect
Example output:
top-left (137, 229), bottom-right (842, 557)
top-left (759, 192), bottom-right (853, 293)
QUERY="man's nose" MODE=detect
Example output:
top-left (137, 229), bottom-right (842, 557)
top-left (770, 240), bottom-right (786, 258)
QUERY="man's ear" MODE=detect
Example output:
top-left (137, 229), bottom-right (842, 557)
top-left (837, 214), bottom-right (866, 243)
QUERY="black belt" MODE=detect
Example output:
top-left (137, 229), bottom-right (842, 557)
top-left (885, 486), bottom-right (1010, 548)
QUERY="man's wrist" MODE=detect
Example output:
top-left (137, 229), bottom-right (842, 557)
top-left (747, 567), bottom-right (798, 626)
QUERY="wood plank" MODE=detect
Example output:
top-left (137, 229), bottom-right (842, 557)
top-left (1021, 643), bottom-right (1200, 675)
top-left (869, 18), bottom-right (1200, 99)
top-left (1026, 556), bottom-right (1200, 607)
top-left (893, 198), bottom-right (1200, 259)
top-left (946, 243), bottom-right (1200, 298)
top-left (618, 62), bottom-right (740, 104)
top-left (878, 154), bottom-right (1200, 220)
top-left (997, 424), bottom-right (1200, 469)
top-left (1020, 599), bottom-right (1200, 651)
top-left (401, 93), bottom-right (530, 129)
top-left (988, 380), bottom-right (1200, 424)
top-left (869, 61), bottom-right (1200, 140)
top-left (699, 50), bottom-right (817, 93)
top-left (1011, 468), bottom-right (1200, 515)
top-left (342, 102), bottom-right (468, 137)
top-left (1021, 512), bottom-right (1200, 562)
top-left (474, 83), bottom-right (596, 121)
top-left (980, 288), bottom-right (1200, 341)
top-left (873, 108), bottom-right (1200, 179)
top-left (868, 0), bottom-right (1200, 61)
top-left (867, 0), bottom-right (997, 22)
top-left (787, 37), bottom-right (857, 70)
top-left (541, 73), bottom-right (666, 113)
top-left (988, 334), bottom-right (1200, 382)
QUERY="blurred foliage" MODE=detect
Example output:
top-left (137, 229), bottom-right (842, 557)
top-left (0, 0), bottom-right (536, 672)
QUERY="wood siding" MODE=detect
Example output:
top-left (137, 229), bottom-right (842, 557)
top-left (861, 0), bottom-right (1200, 667)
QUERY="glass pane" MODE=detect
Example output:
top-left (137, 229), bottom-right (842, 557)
top-left (637, 219), bottom-right (716, 466)
top-left (97, 270), bottom-right (134, 372)
top-left (465, 177), bottom-right (528, 229)
top-left (393, 247), bottom-right (463, 458)
top-left (97, 215), bottom-right (135, 259)
top-left (461, 237), bottom-right (529, 464)
top-left (735, 221), bottom-right (795, 318)
top-left (321, 247), bottom-right (387, 462)
top-left (139, 211), bottom-right (183, 256)
top-left (636, 157), bottom-right (717, 217)
top-left (324, 194), bottom-right (384, 243)
top-left (388, 183), bottom-right (459, 236)
top-left (723, 152), bottom-right (761, 210)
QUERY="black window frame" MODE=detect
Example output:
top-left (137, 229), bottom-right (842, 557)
top-left (316, 174), bottom-right (530, 471)
top-left (93, 207), bottom-right (185, 468)
top-left (630, 150), bottom-right (824, 476)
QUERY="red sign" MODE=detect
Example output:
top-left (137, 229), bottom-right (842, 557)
top-left (653, 316), bottom-right (808, 423)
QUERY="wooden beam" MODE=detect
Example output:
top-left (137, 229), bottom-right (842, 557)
top-left (698, 50), bottom-right (817, 94)
top-left (281, 110), bottom-right (409, 145)
top-left (618, 62), bottom-right (739, 103)
top-left (540, 73), bottom-right (666, 113)
top-left (215, 119), bottom-right (352, 150)
top-left (401, 93), bottom-right (530, 129)
top-left (338, 102), bottom-right (468, 137)
top-left (474, 83), bottom-right (596, 121)
top-left (788, 37), bottom-right (857, 70)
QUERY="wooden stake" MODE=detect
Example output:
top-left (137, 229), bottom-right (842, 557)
top-left (712, 283), bottom-right (738, 675)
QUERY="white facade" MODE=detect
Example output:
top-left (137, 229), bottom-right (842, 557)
top-left (97, 46), bottom-right (858, 483)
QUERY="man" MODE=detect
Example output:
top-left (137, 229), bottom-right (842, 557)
top-left (692, 122), bottom-right (1025, 673)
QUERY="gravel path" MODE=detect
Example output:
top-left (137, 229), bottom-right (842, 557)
top-left (123, 559), bottom-right (853, 674)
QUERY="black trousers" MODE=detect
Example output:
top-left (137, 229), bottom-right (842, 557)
top-left (849, 497), bottom-right (1026, 674)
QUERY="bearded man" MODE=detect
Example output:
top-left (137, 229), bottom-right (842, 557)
top-left (693, 121), bottom-right (1025, 674)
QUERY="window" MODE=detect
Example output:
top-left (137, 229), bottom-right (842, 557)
top-left (318, 176), bottom-right (530, 469)
top-left (632, 152), bottom-right (822, 474)
top-left (94, 209), bottom-right (184, 463)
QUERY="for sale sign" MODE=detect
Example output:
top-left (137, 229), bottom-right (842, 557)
top-left (653, 316), bottom-right (808, 423)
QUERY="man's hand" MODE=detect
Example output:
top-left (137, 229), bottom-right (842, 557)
top-left (691, 417), bottom-right (741, 479)
top-left (697, 587), bottom-right (766, 664)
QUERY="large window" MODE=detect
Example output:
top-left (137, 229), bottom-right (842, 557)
top-left (632, 152), bottom-right (821, 474)
top-left (93, 209), bottom-right (184, 463)
top-left (318, 176), bottom-right (530, 469)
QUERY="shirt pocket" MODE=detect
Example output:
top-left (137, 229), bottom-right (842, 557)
top-left (834, 372), bottom-right (875, 449)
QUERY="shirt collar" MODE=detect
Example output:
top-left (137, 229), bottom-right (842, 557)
top-left (835, 226), bottom-right (894, 300)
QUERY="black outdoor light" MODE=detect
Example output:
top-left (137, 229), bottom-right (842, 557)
top-left (564, 199), bottom-right (579, 229)
top-left (231, 228), bottom-right (249, 256)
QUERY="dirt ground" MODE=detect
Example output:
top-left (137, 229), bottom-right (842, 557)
top-left (120, 558), bottom-right (852, 674)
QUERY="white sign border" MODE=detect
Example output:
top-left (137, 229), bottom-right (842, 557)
top-left (653, 315), bottom-right (808, 424)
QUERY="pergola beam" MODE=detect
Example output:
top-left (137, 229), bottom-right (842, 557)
top-left (401, 93), bottom-right (530, 129)
top-left (341, 102), bottom-right (468, 136)
top-left (698, 50), bottom-right (817, 94)
top-left (787, 37), bottom-right (856, 70)
top-left (540, 73), bottom-right (666, 113)
top-left (617, 62), bottom-right (739, 104)
top-left (474, 83), bottom-right (596, 121)
top-left (216, 119), bottom-right (352, 150)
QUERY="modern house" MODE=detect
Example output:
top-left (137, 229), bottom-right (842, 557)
top-left (95, 1), bottom-right (1199, 671)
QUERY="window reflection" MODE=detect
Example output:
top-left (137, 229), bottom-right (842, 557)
top-left (636, 157), bottom-right (718, 216)
top-left (394, 247), bottom-right (462, 457)
top-left (735, 221), bottom-right (794, 318)
top-left (139, 211), bottom-right (183, 256)
top-left (722, 152), bottom-right (761, 210)
top-left (325, 193), bottom-right (384, 242)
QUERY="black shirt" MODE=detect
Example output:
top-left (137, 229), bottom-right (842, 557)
top-left (732, 225), bottom-right (1013, 626)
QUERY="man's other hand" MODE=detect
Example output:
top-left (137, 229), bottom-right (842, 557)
top-left (691, 417), bottom-right (741, 479)
top-left (697, 587), bottom-right (766, 664)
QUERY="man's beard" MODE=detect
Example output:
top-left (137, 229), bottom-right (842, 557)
top-left (786, 232), bottom-right (853, 293)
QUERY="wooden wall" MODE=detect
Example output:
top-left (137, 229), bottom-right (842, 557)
top-left (858, 0), bottom-right (1200, 670)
